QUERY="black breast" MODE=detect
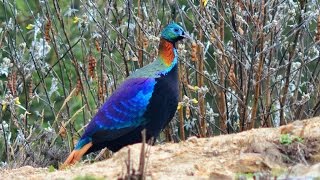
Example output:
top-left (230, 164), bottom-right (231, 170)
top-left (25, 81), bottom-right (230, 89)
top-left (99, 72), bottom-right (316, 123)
top-left (143, 64), bottom-right (179, 137)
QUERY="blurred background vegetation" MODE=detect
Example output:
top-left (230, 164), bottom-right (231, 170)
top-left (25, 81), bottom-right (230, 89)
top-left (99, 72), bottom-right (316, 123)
top-left (0, 0), bottom-right (319, 168)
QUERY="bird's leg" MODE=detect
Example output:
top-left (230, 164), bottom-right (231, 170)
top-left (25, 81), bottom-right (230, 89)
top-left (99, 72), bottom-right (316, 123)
top-left (62, 142), bottom-right (93, 166)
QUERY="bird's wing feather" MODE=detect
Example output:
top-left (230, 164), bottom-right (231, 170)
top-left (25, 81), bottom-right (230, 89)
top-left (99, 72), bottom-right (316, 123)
top-left (76, 77), bottom-right (156, 148)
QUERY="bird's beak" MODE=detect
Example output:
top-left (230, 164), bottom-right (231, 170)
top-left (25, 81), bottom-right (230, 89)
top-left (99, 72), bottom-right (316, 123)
top-left (182, 32), bottom-right (191, 40)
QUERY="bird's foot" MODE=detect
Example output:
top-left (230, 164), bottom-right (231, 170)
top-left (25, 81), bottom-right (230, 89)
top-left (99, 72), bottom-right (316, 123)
top-left (61, 142), bottom-right (93, 168)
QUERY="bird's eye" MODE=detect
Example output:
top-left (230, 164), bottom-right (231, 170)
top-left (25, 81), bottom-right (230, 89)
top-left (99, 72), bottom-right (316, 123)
top-left (174, 28), bottom-right (179, 32)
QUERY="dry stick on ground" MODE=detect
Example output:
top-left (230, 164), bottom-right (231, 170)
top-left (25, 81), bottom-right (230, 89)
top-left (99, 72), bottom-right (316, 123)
top-left (122, 129), bottom-right (147, 180)
top-left (138, 129), bottom-right (147, 180)
top-left (124, 148), bottom-right (132, 179)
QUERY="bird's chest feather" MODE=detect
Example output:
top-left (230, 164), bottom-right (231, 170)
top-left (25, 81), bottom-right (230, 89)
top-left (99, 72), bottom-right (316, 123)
top-left (143, 64), bottom-right (179, 135)
top-left (153, 64), bottom-right (178, 107)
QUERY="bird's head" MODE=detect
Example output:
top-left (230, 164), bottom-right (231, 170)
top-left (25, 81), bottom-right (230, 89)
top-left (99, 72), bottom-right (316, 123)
top-left (161, 22), bottom-right (190, 43)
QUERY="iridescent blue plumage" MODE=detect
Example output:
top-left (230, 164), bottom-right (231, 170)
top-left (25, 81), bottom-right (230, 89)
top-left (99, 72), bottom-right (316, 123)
top-left (64, 22), bottom-right (189, 165)
top-left (75, 78), bottom-right (156, 150)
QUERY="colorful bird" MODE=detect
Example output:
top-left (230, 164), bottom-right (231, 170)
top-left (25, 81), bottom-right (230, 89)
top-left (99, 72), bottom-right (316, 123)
top-left (64, 22), bottom-right (189, 165)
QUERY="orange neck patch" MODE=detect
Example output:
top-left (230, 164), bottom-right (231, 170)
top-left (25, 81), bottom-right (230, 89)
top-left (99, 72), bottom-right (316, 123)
top-left (158, 38), bottom-right (175, 66)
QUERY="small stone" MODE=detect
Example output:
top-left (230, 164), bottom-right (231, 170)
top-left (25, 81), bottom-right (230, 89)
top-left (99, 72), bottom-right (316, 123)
top-left (209, 171), bottom-right (232, 180)
top-left (186, 136), bottom-right (198, 143)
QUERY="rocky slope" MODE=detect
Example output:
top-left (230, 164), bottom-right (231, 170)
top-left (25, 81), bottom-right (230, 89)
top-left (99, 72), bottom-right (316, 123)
top-left (1, 117), bottom-right (320, 179)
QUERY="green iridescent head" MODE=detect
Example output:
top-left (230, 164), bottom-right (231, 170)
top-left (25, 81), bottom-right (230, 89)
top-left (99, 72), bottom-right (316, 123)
top-left (161, 22), bottom-right (189, 43)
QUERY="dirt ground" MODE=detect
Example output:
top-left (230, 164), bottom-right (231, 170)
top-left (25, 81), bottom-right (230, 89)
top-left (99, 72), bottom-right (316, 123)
top-left (1, 117), bottom-right (320, 179)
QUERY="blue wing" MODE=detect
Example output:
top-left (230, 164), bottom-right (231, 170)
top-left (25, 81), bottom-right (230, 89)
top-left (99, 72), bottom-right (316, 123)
top-left (75, 77), bottom-right (156, 149)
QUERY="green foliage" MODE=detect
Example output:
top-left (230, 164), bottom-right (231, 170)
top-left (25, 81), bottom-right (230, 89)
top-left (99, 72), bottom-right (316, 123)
top-left (48, 165), bottom-right (56, 172)
top-left (271, 168), bottom-right (287, 178)
top-left (235, 172), bottom-right (254, 180)
top-left (279, 134), bottom-right (303, 145)
top-left (73, 175), bottom-right (104, 180)
top-left (235, 172), bottom-right (278, 180)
